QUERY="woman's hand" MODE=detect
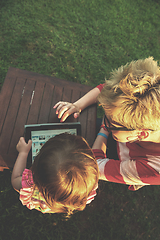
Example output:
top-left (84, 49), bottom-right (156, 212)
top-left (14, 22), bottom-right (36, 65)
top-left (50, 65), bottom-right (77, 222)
top-left (16, 137), bottom-right (32, 155)
top-left (53, 101), bottom-right (81, 122)
top-left (53, 87), bottom-right (100, 122)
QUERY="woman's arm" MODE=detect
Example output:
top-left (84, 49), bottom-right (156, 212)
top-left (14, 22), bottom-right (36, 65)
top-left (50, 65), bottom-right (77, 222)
top-left (11, 137), bottom-right (32, 191)
top-left (53, 87), bottom-right (101, 122)
top-left (92, 127), bottom-right (109, 153)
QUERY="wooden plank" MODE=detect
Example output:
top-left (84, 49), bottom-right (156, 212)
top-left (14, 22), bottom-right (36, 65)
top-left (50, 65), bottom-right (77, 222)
top-left (78, 88), bottom-right (88, 141)
top-left (79, 108), bottom-right (88, 140)
top-left (0, 153), bottom-right (17, 168)
top-left (0, 77), bottom-right (26, 153)
top-left (6, 67), bottom-right (93, 92)
top-left (8, 79), bottom-right (36, 156)
top-left (71, 88), bottom-right (81, 103)
top-left (48, 85), bottom-right (63, 122)
top-left (26, 80), bottom-right (45, 124)
top-left (38, 83), bottom-right (55, 123)
top-left (61, 87), bottom-right (76, 123)
top-left (0, 154), bottom-right (9, 170)
top-left (0, 76), bottom-right (17, 133)
top-left (62, 87), bottom-right (72, 102)
top-left (85, 104), bottom-right (97, 146)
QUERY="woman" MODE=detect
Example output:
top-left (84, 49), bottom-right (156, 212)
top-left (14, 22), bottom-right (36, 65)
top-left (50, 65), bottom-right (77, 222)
top-left (54, 57), bottom-right (160, 190)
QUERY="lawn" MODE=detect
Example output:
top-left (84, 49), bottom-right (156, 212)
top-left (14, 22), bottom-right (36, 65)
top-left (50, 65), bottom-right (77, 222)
top-left (0, 0), bottom-right (160, 239)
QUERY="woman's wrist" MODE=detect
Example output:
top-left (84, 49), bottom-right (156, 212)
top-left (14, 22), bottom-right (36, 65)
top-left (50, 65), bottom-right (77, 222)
top-left (97, 132), bottom-right (108, 139)
top-left (92, 123), bottom-right (108, 151)
top-left (73, 102), bottom-right (81, 113)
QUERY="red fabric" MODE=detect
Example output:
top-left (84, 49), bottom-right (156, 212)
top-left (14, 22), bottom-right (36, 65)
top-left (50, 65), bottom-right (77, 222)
top-left (21, 169), bottom-right (34, 188)
top-left (92, 149), bottom-right (106, 159)
top-left (96, 83), bottom-right (105, 92)
top-left (93, 149), bottom-right (125, 184)
top-left (136, 160), bottom-right (160, 185)
top-left (93, 141), bottom-right (160, 191)
top-left (104, 160), bottom-right (126, 184)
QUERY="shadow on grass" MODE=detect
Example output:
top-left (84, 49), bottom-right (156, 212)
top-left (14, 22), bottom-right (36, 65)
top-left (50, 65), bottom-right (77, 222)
top-left (1, 170), bottom-right (160, 239)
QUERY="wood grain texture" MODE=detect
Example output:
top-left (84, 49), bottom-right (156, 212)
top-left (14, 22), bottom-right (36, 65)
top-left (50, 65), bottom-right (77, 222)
top-left (0, 67), bottom-right (97, 169)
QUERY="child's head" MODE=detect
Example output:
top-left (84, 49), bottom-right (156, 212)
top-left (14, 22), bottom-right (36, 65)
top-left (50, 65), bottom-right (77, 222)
top-left (98, 57), bottom-right (160, 130)
top-left (31, 133), bottom-right (99, 215)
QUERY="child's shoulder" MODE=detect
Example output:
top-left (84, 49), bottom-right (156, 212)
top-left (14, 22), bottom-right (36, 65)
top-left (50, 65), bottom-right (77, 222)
top-left (21, 168), bottom-right (34, 189)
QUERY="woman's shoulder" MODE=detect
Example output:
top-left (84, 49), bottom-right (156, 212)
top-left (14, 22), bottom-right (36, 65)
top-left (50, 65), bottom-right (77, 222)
top-left (96, 83), bottom-right (105, 92)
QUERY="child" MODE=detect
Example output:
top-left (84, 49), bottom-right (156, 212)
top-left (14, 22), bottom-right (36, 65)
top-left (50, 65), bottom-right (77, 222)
top-left (54, 57), bottom-right (160, 190)
top-left (11, 133), bottom-right (99, 215)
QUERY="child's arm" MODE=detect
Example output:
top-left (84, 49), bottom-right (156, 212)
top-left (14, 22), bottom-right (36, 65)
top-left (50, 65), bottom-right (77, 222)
top-left (11, 137), bottom-right (32, 192)
top-left (53, 87), bottom-right (100, 122)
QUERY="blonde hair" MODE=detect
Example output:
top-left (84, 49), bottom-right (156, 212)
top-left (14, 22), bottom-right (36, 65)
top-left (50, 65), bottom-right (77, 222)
top-left (31, 133), bottom-right (99, 216)
top-left (98, 57), bottom-right (160, 130)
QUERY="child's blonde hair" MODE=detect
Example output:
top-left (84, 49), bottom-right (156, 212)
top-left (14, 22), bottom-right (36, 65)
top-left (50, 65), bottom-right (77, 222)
top-left (31, 133), bottom-right (99, 216)
top-left (98, 57), bottom-right (160, 130)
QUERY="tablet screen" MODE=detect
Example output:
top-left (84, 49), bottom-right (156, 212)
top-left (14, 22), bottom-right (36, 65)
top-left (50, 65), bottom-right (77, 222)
top-left (31, 128), bottom-right (77, 162)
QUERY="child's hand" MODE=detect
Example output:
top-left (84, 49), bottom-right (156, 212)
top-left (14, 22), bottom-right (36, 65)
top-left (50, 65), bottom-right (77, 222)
top-left (53, 101), bottom-right (81, 122)
top-left (16, 137), bottom-right (32, 154)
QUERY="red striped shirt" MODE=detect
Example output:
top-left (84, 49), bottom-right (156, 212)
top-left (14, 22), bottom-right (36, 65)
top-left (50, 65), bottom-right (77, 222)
top-left (93, 141), bottom-right (160, 191)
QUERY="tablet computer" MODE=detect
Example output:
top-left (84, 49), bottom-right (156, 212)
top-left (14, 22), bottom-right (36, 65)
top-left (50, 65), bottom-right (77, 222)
top-left (25, 122), bottom-right (81, 167)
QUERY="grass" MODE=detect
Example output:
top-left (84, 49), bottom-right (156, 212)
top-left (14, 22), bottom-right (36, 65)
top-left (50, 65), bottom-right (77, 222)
top-left (0, 0), bottom-right (160, 239)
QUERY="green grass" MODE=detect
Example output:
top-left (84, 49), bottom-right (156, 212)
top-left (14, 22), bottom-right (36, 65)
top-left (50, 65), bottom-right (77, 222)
top-left (0, 0), bottom-right (160, 239)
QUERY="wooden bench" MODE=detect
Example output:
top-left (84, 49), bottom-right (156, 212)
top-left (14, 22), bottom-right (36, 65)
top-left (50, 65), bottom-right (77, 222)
top-left (0, 67), bottom-right (97, 170)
